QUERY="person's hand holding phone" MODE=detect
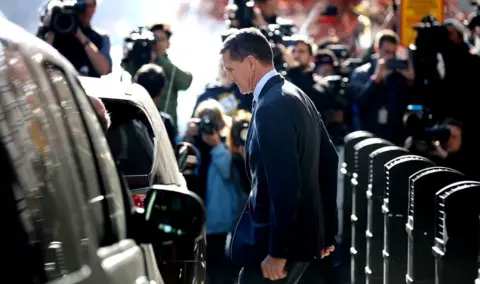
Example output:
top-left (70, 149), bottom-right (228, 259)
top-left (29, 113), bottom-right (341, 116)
top-left (398, 58), bottom-right (415, 81)
top-left (395, 46), bottom-right (415, 81)
top-left (373, 58), bottom-right (390, 82)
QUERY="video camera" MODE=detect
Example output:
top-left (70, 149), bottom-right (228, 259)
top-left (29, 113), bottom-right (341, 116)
top-left (258, 24), bottom-right (297, 72)
top-left (223, 0), bottom-right (296, 72)
top-left (322, 44), bottom-right (364, 77)
top-left (225, 0), bottom-right (255, 29)
top-left (413, 15), bottom-right (449, 55)
top-left (324, 75), bottom-right (350, 111)
top-left (39, 0), bottom-right (86, 35)
top-left (468, 1), bottom-right (480, 30)
top-left (121, 27), bottom-right (156, 76)
top-left (403, 104), bottom-right (451, 153)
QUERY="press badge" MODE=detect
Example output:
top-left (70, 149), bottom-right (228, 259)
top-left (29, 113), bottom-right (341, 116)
top-left (378, 107), bottom-right (388, 124)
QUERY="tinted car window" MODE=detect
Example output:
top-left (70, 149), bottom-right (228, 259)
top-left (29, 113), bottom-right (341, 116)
top-left (44, 65), bottom-right (126, 241)
top-left (0, 41), bottom-right (88, 281)
top-left (108, 117), bottom-right (155, 176)
top-left (103, 99), bottom-right (180, 187)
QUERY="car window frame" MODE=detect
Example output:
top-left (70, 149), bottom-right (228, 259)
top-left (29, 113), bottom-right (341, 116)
top-left (104, 100), bottom-right (159, 187)
top-left (42, 62), bottom-right (127, 244)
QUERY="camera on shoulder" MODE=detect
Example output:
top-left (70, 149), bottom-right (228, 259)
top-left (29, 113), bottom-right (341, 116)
top-left (403, 104), bottom-right (451, 154)
top-left (121, 27), bottom-right (156, 76)
top-left (40, 0), bottom-right (86, 35)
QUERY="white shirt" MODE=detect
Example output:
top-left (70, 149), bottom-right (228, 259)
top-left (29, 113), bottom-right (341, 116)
top-left (253, 69), bottom-right (278, 103)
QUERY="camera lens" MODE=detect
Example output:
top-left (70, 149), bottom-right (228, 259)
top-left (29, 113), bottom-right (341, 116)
top-left (53, 13), bottom-right (75, 34)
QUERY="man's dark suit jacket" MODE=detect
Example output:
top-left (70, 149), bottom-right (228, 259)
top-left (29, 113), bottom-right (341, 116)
top-left (230, 74), bottom-right (339, 266)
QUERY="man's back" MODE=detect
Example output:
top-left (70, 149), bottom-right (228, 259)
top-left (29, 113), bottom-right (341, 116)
top-left (232, 74), bottom-right (337, 265)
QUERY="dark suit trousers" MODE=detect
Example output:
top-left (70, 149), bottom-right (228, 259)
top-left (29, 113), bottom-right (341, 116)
top-left (238, 262), bottom-right (310, 284)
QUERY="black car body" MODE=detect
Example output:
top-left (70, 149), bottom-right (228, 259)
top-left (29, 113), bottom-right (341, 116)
top-left (78, 76), bottom-right (206, 284)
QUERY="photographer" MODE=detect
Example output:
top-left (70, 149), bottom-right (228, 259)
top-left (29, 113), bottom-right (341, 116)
top-left (405, 118), bottom-right (478, 180)
top-left (184, 99), bottom-right (246, 284)
top-left (38, 0), bottom-right (112, 77)
top-left (350, 29), bottom-right (414, 145)
top-left (149, 23), bottom-right (193, 127)
top-left (282, 37), bottom-right (330, 115)
top-left (314, 49), bottom-right (338, 77)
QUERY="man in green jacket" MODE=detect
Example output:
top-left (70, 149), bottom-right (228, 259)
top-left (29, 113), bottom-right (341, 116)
top-left (149, 23), bottom-right (193, 129)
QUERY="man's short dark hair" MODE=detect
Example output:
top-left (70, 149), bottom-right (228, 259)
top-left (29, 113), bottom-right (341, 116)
top-left (149, 23), bottom-right (172, 39)
top-left (444, 117), bottom-right (463, 129)
top-left (220, 28), bottom-right (273, 65)
top-left (134, 64), bottom-right (167, 98)
top-left (294, 36), bottom-right (316, 56)
top-left (375, 29), bottom-right (399, 48)
top-left (315, 48), bottom-right (338, 65)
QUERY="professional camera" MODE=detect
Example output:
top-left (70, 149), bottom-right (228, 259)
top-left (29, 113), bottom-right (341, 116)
top-left (403, 104), bottom-right (451, 153)
top-left (193, 115), bottom-right (219, 135)
top-left (258, 24), bottom-right (297, 72)
top-left (121, 27), bottom-right (156, 76)
top-left (324, 75), bottom-right (350, 110)
top-left (39, 0), bottom-right (86, 35)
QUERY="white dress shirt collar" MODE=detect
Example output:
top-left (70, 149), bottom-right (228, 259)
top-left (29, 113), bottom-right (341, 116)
top-left (253, 69), bottom-right (278, 102)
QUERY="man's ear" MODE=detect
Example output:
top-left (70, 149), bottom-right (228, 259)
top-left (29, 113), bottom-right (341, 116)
top-left (246, 55), bottom-right (256, 69)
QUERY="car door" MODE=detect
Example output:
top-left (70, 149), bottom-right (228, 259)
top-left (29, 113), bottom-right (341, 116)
top-left (0, 38), bottom-right (99, 284)
top-left (40, 61), bottom-right (164, 284)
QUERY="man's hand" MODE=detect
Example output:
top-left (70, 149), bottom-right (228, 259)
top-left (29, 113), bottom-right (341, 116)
top-left (186, 119), bottom-right (199, 138)
top-left (321, 245), bottom-right (335, 258)
top-left (373, 58), bottom-right (390, 81)
top-left (278, 44), bottom-right (298, 69)
top-left (252, 7), bottom-right (268, 28)
top-left (202, 131), bottom-right (221, 147)
top-left (261, 255), bottom-right (287, 280)
top-left (430, 141), bottom-right (448, 159)
top-left (44, 31), bottom-right (55, 45)
top-left (75, 28), bottom-right (87, 43)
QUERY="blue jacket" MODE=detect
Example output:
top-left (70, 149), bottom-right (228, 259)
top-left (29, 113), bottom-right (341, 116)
top-left (205, 143), bottom-right (247, 235)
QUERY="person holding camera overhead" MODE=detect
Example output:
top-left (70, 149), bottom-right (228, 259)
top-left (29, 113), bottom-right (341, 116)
top-left (37, 0), bottom-right (112, 78)
top-left (184, 99), bottom-right (247, 284)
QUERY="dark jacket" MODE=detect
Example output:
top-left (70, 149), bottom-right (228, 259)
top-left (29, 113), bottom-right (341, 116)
top-left (51, 26), bottom-right (111, 78)
top-left (350, 61), bottom-right (411, 145)
top-left (230, 74), bottom-right (339, 266)
top-left (154, 55), bottom-right (193, 125)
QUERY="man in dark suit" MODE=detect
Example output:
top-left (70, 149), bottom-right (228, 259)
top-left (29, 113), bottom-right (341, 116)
top-left (221, 28), bottom-right (339, 283)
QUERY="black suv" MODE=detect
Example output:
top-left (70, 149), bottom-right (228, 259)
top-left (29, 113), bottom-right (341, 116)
top-left (0, 14), bottom-right (204, 284)
top-left (78, 75), bottom-right (206, 284)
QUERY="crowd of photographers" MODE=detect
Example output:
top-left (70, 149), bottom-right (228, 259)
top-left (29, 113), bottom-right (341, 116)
top-left (35, 0), bottom-right (480, 282)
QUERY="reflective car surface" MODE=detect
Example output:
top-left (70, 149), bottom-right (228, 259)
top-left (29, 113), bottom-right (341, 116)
top-left (0, 14), bottom-right (164, 284)
top-left (78, 75), bottom-right (206, 284)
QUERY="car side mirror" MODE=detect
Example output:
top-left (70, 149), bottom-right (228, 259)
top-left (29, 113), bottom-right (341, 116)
top-left (176, 142), bottom-right (200, 175)
top-left (144, 184), bottom-right (205, 242)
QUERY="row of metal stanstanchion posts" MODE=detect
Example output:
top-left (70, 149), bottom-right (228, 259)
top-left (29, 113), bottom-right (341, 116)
top-left (339, 131), bottom-right (480, 284)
